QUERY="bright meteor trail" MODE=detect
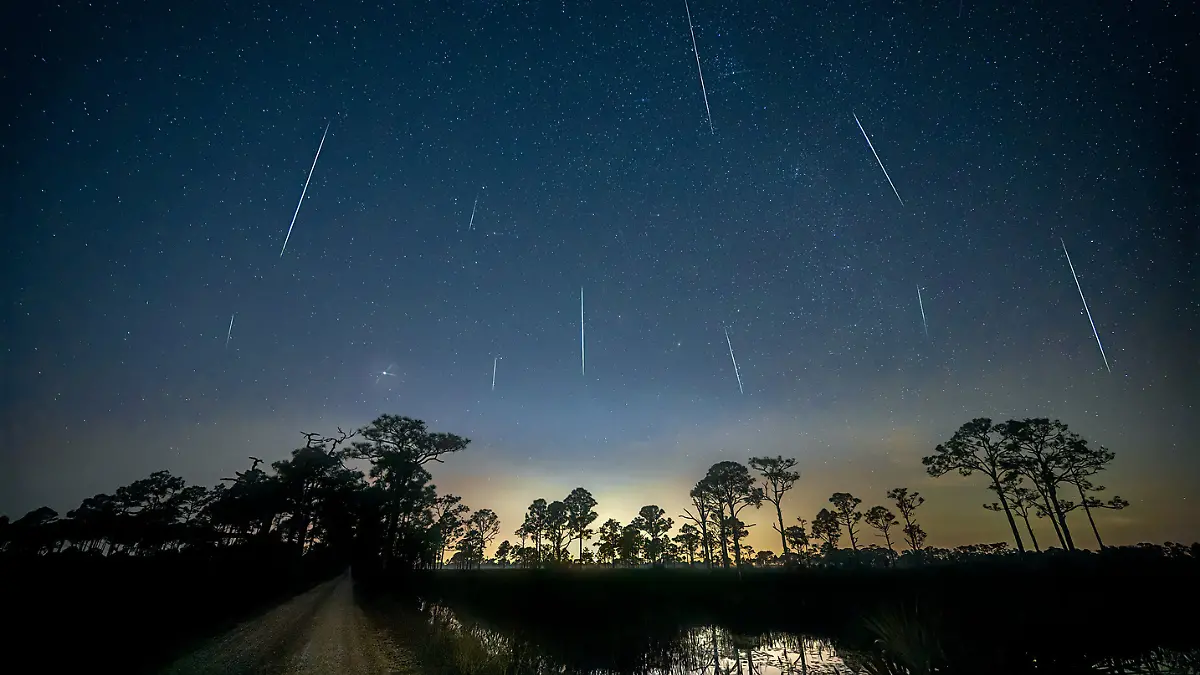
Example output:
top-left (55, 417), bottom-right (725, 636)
top-left (1061, 238), bottom-right (1111, 373)
top-left (723, 325), bottom-right (744, 395)
top-left (279, 121), bottom-right (330, 258)
top-left (917, 285), bottom-right (929, 338)
top-left (682, 0), bottom-right (714, 134)
top-left (580, 287), bottom-right (586, 376)
top-left (225, 314), bottom-right (235, 349)
top-left (852, 113), bottom-right (904, 206)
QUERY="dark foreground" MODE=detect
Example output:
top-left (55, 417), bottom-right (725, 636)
top-left (395, 549), bottom-right (1200, 675)
top-left (6, 546), bottom-right (1200, 674)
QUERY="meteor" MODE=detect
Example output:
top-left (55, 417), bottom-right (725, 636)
top-left (280, 121), bottom-right (330, 258)
top-left (916, 285), bottom-right (929, 338)
top-left (1060, 238), bottom-right (1111, 372)
top-left (682, 0), bottom-right (714, 134)
top-left (723, 325), bottom-right (744, 395)
top-left (852, 113), bottom-right (904, 206)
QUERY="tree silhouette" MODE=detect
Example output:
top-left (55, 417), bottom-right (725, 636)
top-left (784, 519), bottom-right (811, 560)
top-left (985, 475), bottom-right (1041, 552)
top-left (699, 461), bottom-right (763, 568)
top-left (748, 456), bottom-right (801, 557)
top-left (673, 524), bottom-right (702, 564)
top-left (680, 483), bottom-right (719, 568)
top-left (886, 487), bottom-right (927, 551)
top-left (346, 415), bottom-right (470, 568)
top-left (829, 493), bottom-right (864, 550)
top-left (594, 518), bottom-right (622, 567)
top-left (864, 505), bottom-right (898, 560)
top-left (618, 523), bottom-right (646, 566)
top-left (812, 508), bottom-right (841, 553)
top-left (632, 505), bottom-right (673, 566)
top-left (924, 418), bottom-right (1025, 552)
top-left (544, 500), bottom-right (570, 563)
top-left (431, 494), bottom-right (470, 567)
top-left (1071, 478), bottom-right (1129, 549)
top-left (564, 487), bottom-right (599, 561)
top-left (998, 418), bottom-right (1095, 551)
top-left (519, 499), bottom-right (548, 564)
top-left (494, 539), bottom-right (512, 567)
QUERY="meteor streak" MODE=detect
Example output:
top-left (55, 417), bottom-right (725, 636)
top-left (852, 113), bottom-right (904, 206)
top-left (916, 285), bottom-right (929, 338)
top-left (1061, 238), bottom-right (1111, 372)
top-left (580, 287), bottom-right (586, 376)
top-left (280, 121), bottom-right (330, 258)
top-left (225, 313), bottom-right (235, 349)
top-left (682, 0), bottom-right (714, 134)
top-left (468, 193), bottom-right (479, 231)
top-left (492, 356), bottom-right (499, 391)
top-left (723, 325), bottom-right (744, 395)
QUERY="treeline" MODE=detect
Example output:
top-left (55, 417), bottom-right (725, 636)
top-left (0, 415), bottom-right (492, 573)
top-left (0, 415), bottom-right (1161, 573)
top-left (482, 417), bottom-right (1139, 570)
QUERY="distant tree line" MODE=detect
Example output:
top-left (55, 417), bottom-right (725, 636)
top-left (0, 415), bottom-right (1145, 572)
top-left (476, 417), bottom-right (1138, 570)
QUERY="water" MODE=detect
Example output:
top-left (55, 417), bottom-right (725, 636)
top-left (394, 602), bottom-right (1200, 675)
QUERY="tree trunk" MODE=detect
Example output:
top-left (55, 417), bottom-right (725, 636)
top-left (578, 534), bottom-right (584, 562)
top-left (1046, 486), bottom-right (1076, 551)
top-left (1076, 483), bottom-right (1105, 549)
top-left (1040, 490), bottom-right (1067, 548)
top-left (774, 502), bottom-right (788, 555)
top-left (991, 479), bottom-right (1027, 553)
top-left (717, 511), bottom-right (731, 569)
top-left (698, 515), bottom-right (712, 569)
top-left (1021, 514), bottom-right (1040, 552)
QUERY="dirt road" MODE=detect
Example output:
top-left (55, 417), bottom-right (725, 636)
top-left (160, 571), bottom-right (414, 674)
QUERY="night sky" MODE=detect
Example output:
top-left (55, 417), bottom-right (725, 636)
top-left (3, 1), bottom-right (1196, 550)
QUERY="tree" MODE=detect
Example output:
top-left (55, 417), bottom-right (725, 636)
top-left (886, 487), bottom-right (927, 551)
top-left (699, 461), bottom-right (763, 568)
top-left (564, 487), bottom-right (599, 561)
top-left (618, 523), bottom-right (647, 565)
top-left (594, 518), bottom-right (622, 567)
top-left (864, 505), bottom-right (898, 560)
top-left (495, 540), bottom-right (512, 567)
top-left (924, 419), bottom-right (1025, 553)
top-left (984, 476), bottom-right (1040, 552)
top-left (544, 501), bottom-right (570, 562)
top-left (631, 505), bottom-right (673, 565)
top-left (1071, 478), bottom-right (1130, 549)
top-left (679, 483), bottom-right (719, 568)
top-left (998, 418), bottom-right (1101, 551)
top-left (347, 415), bottom-right (471, 569)
top-left (812, 508), bottom-right (841, 553)
top-left (520, 499), bottom-right (549, 564)
top-left (748, 456), bottom-right (801, 556)
top-left (829, 493), bottom-right (864, 550)
top-left (784, 520), bottom-right (810, 560)
top-left (673, 524), bottom-right (702, 565)
top-left (431, 494), bottom-right (470, 567)
top-left (466, 509), bottom-right (500, 555)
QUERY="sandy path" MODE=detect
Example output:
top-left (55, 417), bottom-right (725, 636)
top-left (159, 571), bottom-right (414, 675)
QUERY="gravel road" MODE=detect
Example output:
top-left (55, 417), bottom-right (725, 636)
top-left (159, 570), bottom-right (414, 674)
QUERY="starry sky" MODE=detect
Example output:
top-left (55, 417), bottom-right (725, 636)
top-left (2, 0), bottom-right (1197, 550)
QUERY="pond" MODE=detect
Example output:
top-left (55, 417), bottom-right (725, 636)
top-left (380, 601), bottom-right (1200, 675)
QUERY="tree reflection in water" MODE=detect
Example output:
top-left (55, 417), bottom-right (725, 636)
top-left (409, 603), bottom-right (1200, 675)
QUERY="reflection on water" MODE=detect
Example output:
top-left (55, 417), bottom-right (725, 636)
top-left (414, 602), bottom-right (1200, 675)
